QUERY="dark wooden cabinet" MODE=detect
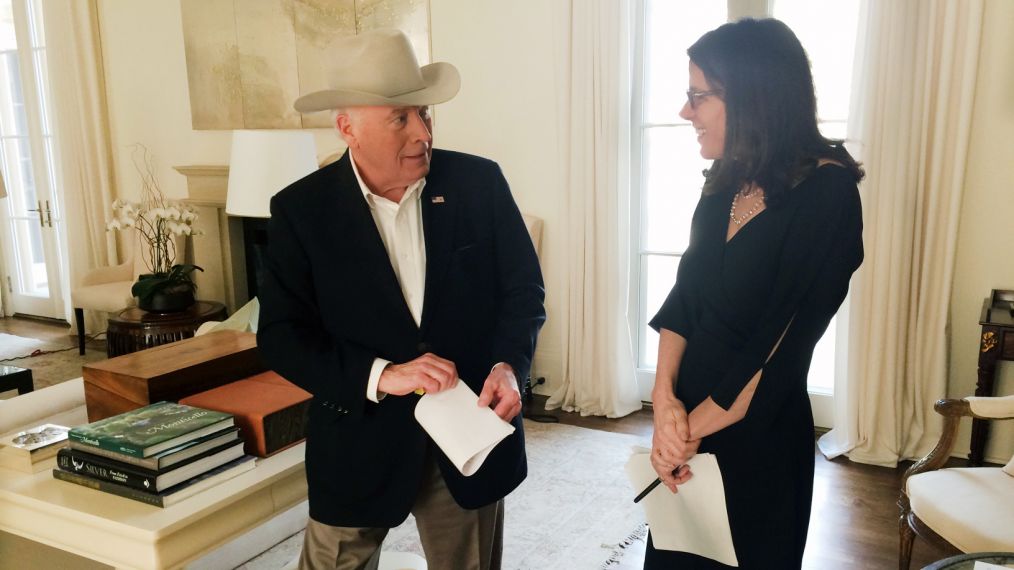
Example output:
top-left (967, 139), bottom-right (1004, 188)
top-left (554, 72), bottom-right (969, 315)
top-left (971, 289), bottom-right (1014, 465)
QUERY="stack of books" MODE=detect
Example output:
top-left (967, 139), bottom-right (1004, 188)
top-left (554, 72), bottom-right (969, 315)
top-left (53, 401), bottom-right (255, 507)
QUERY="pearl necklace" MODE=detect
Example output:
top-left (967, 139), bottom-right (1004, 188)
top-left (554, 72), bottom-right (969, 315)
top-left (729, 187), bottom-right (765, 226)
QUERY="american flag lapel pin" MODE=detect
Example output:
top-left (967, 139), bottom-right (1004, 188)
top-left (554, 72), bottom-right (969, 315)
top-left (431, 196), bottom-right (445, 204)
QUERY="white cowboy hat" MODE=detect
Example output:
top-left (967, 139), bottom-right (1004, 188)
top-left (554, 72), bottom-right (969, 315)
top-left (293, 29), bottom-right (460, 113)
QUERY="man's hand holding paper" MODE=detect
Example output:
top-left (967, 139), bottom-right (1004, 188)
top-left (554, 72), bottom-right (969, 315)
top-left (415, 381), bottom-right (516, 476)
top-left (477, 362), bottom-right (522, 421)
top-left (378, 353), bottom-right (458, 396)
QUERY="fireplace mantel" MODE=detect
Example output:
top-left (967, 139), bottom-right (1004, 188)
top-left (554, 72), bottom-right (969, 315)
top-left (175, 165), bottom-right (229, 204)
top-left (174, 165), bottom-right (247, 312)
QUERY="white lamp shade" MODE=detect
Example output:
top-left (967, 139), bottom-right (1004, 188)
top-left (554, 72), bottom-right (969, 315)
top-left (226, 130), bottom-right (318, 217)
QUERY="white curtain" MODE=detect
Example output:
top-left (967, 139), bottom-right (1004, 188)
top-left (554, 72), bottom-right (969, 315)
top-left (545, 0), bottom-right (642, 418)
top-left (818, 0), bottom-right (985, 466)
top-left (42, 0), bottom-right (119, 334)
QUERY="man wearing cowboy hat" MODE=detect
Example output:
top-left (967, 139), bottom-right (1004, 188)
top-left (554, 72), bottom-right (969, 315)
top-left (257, 29), bottom-right (545, 570)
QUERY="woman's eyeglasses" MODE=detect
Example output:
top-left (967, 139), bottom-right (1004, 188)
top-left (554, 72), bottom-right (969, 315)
top-left (685, 88), bottom-right (722, 110)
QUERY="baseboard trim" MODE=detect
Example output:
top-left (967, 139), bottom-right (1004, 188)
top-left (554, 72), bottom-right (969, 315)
top-left (11, 314), bottom-right (71, 328)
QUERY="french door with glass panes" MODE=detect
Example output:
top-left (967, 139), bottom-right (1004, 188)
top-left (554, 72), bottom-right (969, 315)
top-left (0, 0), bottom-right (66, 320)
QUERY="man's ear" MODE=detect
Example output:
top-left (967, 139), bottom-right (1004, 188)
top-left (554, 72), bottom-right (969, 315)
top-left (336, 113), bottom-right (357, 148)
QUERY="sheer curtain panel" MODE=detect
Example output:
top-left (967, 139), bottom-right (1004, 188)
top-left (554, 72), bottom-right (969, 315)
top-left (818, 0), bottom-right (985, 466)
top-left (42, 0), bottom-right (120, 334)
top-left (546, 0), bottom-right (642, 418)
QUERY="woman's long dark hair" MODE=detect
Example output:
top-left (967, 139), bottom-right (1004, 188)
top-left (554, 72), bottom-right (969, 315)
top-left (688, 18), bottom-right (864, 201)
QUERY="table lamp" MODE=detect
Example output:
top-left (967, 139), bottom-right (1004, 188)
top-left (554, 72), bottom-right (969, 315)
top-left (226, 130), bottom-right (318, 298)
top-left (226, 130), bottom-right (318, 218)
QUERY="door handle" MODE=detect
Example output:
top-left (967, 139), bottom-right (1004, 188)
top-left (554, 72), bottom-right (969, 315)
top-left (25, 200), bottom-right (52, 227)
top-left (27, 200), bottom-right (43, 228)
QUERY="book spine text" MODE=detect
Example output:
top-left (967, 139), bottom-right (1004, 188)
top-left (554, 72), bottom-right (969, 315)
top-left (52, 469), bottom-right (165, 507)
top-left (57, 449), bottom-right (157, 491)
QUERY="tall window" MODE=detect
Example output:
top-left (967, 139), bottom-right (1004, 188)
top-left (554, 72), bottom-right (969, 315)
top-left (632, 0), bottom-right (861, 406)
top-left (633, 1), bottom-right (727, 385)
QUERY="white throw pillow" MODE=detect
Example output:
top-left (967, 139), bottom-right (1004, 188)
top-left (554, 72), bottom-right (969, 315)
top-left (1005, 454), bottom-right (1014, 477)
top-left (204, 297), bottom-right (260, 335)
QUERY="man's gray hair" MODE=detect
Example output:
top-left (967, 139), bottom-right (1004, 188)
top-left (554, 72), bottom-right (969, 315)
top-left (332, 107), bottom-right (365, 141)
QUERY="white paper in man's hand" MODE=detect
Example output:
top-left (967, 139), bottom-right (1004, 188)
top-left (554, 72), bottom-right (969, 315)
top-left (414, 381), bottom-right (515, 476)
top-left (626, 447), bottom-right (738, 567)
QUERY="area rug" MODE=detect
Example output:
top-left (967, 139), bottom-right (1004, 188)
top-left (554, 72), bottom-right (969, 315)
top-left (241, 420), bottom-right (650, 570)
top-left (0, 333), bottom-right (49, 360)
top-left (0, 334), bottom-right (106, 396)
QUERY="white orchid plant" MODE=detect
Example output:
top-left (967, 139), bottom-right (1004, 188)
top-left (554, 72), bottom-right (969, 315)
top-left (106, 145), bottom-right (204, 303)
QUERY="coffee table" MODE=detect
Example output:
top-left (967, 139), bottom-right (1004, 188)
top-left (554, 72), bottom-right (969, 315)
top-left (0, 380), bottom-right (307, 570)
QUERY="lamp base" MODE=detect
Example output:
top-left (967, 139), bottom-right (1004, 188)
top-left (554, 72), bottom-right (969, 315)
top-left (242, 217), bottom-right (270, 300)
top-left (522, 376), bottom-right (559, 423)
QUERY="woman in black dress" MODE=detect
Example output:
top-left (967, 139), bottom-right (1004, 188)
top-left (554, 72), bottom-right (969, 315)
top-left (646, 19), bottom-right (864, 569)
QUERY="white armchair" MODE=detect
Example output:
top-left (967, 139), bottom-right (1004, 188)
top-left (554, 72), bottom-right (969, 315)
top-left (898, 395), bottom-right (1014, 569)
top-left (70, 241), bottom-right (143, 355)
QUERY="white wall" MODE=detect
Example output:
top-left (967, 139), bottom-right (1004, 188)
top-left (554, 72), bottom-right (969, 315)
top-left (947, 0), bottom-right (1014, 463)
top-left (97, 0), bottom-right (568, 392)
top-left (100, 0), bottom-right (226, 202)
top-left (429, 0), bottom-right (566, 393)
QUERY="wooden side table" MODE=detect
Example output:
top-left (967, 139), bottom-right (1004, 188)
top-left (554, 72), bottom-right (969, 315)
top-left (106, 301), bottom-right (228, 357)
top-left (972, 289), bottom-right (1014, 466)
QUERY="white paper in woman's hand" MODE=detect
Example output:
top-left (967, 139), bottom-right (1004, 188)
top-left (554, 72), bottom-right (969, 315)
top-left (626, 447), bottom-right (739, 566)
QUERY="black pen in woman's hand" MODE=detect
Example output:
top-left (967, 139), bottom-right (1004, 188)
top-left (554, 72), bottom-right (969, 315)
top-left (633, 466), bottom-right (682, 503)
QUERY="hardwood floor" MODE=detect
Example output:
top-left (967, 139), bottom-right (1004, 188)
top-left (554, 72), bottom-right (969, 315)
top-left (3, 316), bottom-right (956, 569)
top-left (0, 315), bottom-right (105, 353)
top-left (527, 395), bottom-right (955, 569)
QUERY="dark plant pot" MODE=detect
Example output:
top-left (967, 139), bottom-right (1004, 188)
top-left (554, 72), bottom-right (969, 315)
top-left (137, 285), bottom-right (195, 313)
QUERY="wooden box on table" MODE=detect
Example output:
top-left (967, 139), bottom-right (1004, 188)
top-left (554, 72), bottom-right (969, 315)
top-left (82, 330), bottom-right (266, 422)
top-left (181, 371), bottom-right (312, 457)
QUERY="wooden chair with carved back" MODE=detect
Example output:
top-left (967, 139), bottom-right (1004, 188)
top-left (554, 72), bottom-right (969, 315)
top-left (898, 395), bottom-right (1014, 569)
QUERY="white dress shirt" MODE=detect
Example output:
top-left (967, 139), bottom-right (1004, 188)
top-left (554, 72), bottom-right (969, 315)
top-left (348, 152), bottom-right (427, 403)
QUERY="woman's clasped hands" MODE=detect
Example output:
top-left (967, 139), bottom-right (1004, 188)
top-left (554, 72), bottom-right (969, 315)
top-left (650, 397), bottom-right (700, 493)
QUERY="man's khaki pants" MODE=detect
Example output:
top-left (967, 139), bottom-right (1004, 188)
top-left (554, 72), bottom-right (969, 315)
top-left (298, 457), bottom-right (504, 570)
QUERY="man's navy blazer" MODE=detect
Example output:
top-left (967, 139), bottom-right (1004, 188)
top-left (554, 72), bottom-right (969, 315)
top-left (257, 149), bottom-right (546, 527)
